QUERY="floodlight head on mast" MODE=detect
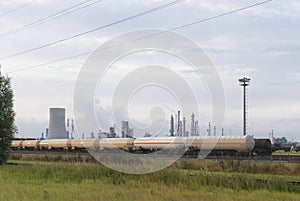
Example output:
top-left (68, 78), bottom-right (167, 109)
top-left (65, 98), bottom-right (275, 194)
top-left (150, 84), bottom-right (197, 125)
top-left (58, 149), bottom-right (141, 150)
top-left (239, 77), bottom-right (251, 86)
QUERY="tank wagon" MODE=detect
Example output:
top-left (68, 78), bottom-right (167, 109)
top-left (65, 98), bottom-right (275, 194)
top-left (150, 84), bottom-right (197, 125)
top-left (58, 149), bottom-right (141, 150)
top-left (252, 139), bottom-right (272, 155)
top-left (134, 137), bottom-right (185, 151)
top-left (40, 139), bottom-right (71, 151)
top-left (10, 140), bottom-right (23, 150)
top-left (71, 139), bottom-right (100, 150)
top-left (21, 140), bottom-right (40, 150)
top-left (185, 135), bottom-right (255, 155)
top-left (10, 135), bottom-right (270, 156)
top-left (99, 138), bottom-right (134, 151)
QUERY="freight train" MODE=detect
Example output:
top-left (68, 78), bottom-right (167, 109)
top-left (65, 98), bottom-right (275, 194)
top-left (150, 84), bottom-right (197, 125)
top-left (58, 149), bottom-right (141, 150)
top-left (272, 143), bottom-right (300, 152)
top-left (10, 135), bottom-right (272, 156)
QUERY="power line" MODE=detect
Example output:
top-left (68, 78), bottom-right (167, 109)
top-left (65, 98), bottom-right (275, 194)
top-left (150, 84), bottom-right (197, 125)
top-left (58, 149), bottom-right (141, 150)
top-left (7, 0), bottom-right (272, 73)
top-left (24, 0), bottom-right (104, 32)
top-left (6, 0), bottom-right (272, 74)
top-left (0, 0), bottom-right (104, 38)
top-left (0, 0), bottom-right (37, 18)
top-left (173, 0), bottom-right (273, 31)
top-left (9, 52), bottom-right (90, 73)
top-left (0, 0), bottom-right (185, 61)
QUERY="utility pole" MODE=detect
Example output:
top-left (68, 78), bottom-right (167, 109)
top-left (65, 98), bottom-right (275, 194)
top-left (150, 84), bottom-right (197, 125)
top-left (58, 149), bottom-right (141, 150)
top-left (239, 77), bottom-right (251, 136)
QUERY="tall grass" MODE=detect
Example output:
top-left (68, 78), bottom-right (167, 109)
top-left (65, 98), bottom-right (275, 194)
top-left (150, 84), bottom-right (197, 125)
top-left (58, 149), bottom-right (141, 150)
top-left (1, 163), bottom-right (300, 192)
top-left (1, 163), bottom-right (300, 201)
top-left (173, 160), bottom-right (300, 176)
top-left (10, 154), bottom-right (300, 176)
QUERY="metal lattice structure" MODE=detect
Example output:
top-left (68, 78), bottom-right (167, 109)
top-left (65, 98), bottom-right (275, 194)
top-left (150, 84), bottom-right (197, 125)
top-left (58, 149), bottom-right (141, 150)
top-left (239, 77), bottom-right (251, 136)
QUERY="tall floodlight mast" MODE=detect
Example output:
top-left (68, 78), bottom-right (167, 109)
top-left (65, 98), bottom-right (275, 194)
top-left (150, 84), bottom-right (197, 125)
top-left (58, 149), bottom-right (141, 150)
top-left (239, 77), bottom-right (251, 136)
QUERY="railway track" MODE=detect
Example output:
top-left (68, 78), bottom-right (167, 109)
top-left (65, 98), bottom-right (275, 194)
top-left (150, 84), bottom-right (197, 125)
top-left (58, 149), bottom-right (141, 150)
top-left (11, 150), bottom-right (90, 156)
top-left (10, 150), bottom-right (300, 163)
top-left (204, 154), bottom-right (300, 163)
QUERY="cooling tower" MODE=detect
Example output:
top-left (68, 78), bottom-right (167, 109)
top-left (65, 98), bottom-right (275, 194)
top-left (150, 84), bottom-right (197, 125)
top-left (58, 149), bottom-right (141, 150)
top-left (47, 107), bottom-right (68, 139)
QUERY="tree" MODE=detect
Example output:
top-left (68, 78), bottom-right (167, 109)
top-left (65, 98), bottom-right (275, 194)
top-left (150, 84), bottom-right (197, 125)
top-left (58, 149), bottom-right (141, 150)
top-left (0, 67), bottom-right (16, 165)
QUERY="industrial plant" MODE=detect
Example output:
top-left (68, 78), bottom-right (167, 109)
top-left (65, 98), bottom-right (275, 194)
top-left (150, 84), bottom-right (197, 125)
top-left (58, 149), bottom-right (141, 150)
top-left (12, 77), bottom-right (300, 155)
top-left (42, 107), bottom-right (224, 140)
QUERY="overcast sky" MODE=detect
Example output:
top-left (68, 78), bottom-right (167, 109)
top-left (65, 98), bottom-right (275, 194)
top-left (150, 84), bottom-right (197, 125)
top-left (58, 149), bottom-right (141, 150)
top-left (0, 0), bottom-right (299, 140)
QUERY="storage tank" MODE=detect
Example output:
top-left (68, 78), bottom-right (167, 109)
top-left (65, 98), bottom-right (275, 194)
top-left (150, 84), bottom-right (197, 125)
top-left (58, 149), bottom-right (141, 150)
top-left (47, 107), bottom-right (68, 139)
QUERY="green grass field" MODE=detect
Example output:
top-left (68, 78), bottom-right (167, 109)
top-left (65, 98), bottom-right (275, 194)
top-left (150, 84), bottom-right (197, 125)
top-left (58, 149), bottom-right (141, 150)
top-left (273, 151), bottom-right (300, 155)
top-left (1, 161), bottom-right (300, 201)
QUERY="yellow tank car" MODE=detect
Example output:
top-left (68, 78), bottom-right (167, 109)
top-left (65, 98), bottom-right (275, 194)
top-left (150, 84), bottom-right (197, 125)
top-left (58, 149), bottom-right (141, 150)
top-left (11, 140), bottom-right (23, 150)
top-left (71, 139), bottom-right (99, 150)
top-left (45, 139), bottom-right (71, 150)
top-left (22, 140), bottom-right (40, 150)
top-left (99, 138), bottom-right (134, 151)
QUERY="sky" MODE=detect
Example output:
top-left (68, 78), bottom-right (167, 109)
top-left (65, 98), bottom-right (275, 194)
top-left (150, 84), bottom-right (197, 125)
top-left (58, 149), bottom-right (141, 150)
top-left (0, 0), bottom-right (299, 140)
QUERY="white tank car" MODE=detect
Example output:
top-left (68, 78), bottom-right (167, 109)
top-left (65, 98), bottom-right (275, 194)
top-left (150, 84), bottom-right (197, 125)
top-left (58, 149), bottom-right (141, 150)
top-left (99, 138), bottom-right (134, 151)
top-left (185, 135), bottom-right (255, 153)
top-left (134, 137), bottom-right (185, 150)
